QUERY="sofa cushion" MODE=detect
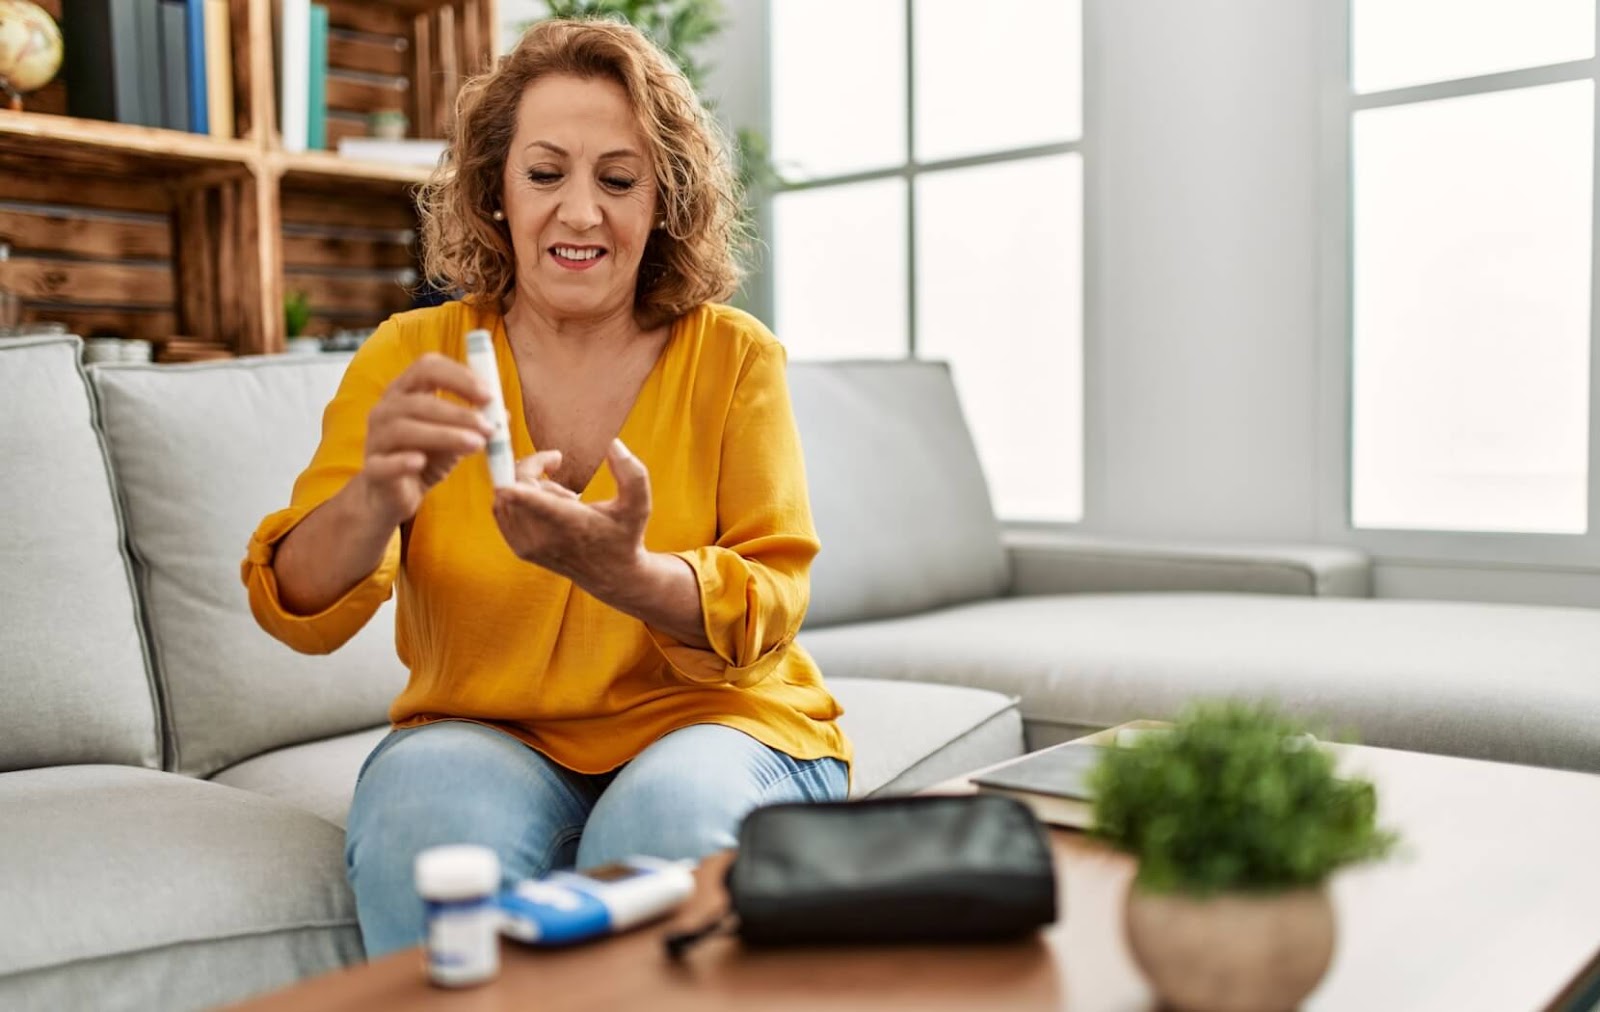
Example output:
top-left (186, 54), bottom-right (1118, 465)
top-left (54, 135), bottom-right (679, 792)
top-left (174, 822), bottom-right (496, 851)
top-left (211, 725), bottom-right (389, 828)
top-left (801, 593), bottom-right (1600, 772)
top-left (0, 337), bottom-right (159, 772)
top-left (831, 678), bottom-right (1024, 796)
top-left (789, 361), bottom-right (1009, 628)
top-left (0, 765), bottom-right (361, 1011)
top-left (92, 356), bottom-right (407, 777)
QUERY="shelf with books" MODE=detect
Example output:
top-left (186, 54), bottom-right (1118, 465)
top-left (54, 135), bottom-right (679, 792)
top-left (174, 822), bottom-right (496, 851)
top-left (40, 0), bottom-right (252, 143)
top-left (274, 1), bottom-right (490, 154)
top-left (4, 0), bottom-right (498, 358)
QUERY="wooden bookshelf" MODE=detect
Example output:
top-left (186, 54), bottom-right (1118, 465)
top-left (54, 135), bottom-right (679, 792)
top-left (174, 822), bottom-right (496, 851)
top-left (0, 0), bottom-right (498, 357)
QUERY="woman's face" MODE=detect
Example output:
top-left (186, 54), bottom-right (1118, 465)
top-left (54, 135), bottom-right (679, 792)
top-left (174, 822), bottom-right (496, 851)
top-left (500, 73), bottom-right (657, 324)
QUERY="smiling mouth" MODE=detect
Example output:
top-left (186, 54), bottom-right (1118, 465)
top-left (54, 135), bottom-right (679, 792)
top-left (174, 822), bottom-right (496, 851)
top-left (551, 245), bottom-right (607, 264)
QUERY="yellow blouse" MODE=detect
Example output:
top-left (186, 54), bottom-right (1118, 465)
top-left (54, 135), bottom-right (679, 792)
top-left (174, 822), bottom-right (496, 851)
top-left (242, 300), bottom-right (849, 775)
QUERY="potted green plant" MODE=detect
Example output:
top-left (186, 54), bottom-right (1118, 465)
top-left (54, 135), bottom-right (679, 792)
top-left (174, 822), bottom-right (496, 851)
top-left (284, 290), bottom-right (311, 340)
top-left (1090, 701), bottom-right (1397, 1012)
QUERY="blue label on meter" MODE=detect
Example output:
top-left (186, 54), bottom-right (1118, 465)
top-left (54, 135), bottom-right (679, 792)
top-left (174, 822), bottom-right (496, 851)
top-left (498, 881), bottom-right (611, 946)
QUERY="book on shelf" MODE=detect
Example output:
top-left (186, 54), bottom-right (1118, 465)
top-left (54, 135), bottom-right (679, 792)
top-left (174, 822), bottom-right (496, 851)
top-left (205, 0), bottom-right (235, 139)
top-left (278, 0), bottom-right (311, 152)
top-left (969, 743), bottom-right (1108, 830)
top-left (335, 138), bottom-right (447, 167)
top-left (61, 0), bottom-right (226, 134)
top-left (158, 1), bottom-right (190, 132)
top-left (184, 0), bottom-right (210, 135)
top-left (307, 4), bottom-right (329, 150)
top-left (62, 0), bottom-right (159, 126)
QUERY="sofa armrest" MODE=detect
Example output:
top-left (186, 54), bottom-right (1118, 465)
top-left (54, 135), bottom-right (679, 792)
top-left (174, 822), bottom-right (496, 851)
top-left (1004, 530), bottom-right (1372, 598)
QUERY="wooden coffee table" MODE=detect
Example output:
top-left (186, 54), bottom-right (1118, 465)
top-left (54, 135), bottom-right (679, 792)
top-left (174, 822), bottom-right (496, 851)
top-left (230, 731), bottom-right (1600, 1011)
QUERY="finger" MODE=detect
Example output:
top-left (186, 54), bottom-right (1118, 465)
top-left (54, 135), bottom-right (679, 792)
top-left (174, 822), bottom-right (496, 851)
top-left (365, 450), bottom-right (426, 481)
top-left (537, 478), bottom-right (582, 500)
top-left (395, 353), bottom-right (492, 405)
top-left (604, 438), bottom-right (652, 521)
top-left (515, 449), bottom-right (564, 484)
top-left (369, 418), bottom-right (487, 456)
top-left (384, 393), bottom-right (494, 438)
top-left (496, 481), bottom-right (567, 519)
top-left (421, 458), bottom-right (453, 486)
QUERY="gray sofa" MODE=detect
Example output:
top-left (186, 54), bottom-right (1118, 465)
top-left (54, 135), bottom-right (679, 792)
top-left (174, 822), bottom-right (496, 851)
top-left (4, 334), bottom-right (1599, 1010)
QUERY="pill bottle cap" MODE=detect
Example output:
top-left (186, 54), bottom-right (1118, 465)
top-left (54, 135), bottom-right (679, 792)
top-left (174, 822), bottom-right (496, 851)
top-left (415, 845), bottom-right (500, 901)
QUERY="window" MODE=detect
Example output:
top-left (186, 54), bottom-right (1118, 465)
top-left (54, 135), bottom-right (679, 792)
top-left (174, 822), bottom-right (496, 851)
top-left (1331, 1), bottom-right (1600, 558)
top-left (764, 0), bottom-right (1085, 522)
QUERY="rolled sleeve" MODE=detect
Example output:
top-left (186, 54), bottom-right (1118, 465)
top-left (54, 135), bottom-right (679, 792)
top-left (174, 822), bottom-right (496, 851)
top-left (241, 506), bottom-right (400, 655)
top-left (650, 341), bottom-right (820, 687)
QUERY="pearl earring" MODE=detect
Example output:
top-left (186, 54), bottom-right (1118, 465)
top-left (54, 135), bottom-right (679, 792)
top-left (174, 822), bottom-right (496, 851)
top-left (492, 209), bottom-right (505, 221)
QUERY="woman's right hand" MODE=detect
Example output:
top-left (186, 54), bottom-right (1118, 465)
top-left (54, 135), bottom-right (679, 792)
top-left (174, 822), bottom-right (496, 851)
top-left (357, 353), bottom-right (495, 528)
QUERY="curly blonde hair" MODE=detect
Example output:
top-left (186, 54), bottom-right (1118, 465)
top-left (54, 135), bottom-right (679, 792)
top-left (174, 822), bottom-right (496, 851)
top-left (417, 19), bottom-right (747, 327)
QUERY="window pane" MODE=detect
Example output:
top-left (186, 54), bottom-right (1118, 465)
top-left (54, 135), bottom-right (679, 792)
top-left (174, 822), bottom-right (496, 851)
top-left (914, 0), bottom-right (1081, 162)
top-left (1352, 0), bottom-right (1594, 94)
top-left (1352, 82), bottom-right (1592, 534)
top-left (771, 0), bottom-right (906, 181)
top-left (773, 180), bottom-right (909, 359)
top-left (915, 155), bottom-right (1083, 521)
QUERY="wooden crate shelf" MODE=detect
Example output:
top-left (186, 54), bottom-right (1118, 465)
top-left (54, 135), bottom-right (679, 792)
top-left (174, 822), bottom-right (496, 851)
top-left (0, 168), bottom-right (254, 348)
top-left (0, 110), bottom-right (256, 174)
top-left (273, 149), bottom-right (433, 189)
top-left (279, 172), bottom-right (421, 339)
top-left (1, 0), bottom-right (496, 357)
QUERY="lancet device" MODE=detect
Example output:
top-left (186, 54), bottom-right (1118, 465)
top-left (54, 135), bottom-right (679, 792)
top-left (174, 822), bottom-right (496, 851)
top-left (463, 328), bottom-right (514, 487)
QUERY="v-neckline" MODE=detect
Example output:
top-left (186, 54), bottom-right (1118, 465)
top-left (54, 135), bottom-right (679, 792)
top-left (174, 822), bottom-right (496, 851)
top-left (492, 313), bottom-right (680, 503)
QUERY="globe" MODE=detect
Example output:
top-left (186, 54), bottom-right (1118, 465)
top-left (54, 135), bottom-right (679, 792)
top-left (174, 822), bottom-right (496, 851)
top-left (0, 0), bottom-right (63, 107)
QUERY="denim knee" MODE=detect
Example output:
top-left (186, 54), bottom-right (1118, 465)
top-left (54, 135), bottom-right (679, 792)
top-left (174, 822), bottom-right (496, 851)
top-left (344, 721), bottom-right (595, 957)
top-left (576, 724), bottom-right (849, 868)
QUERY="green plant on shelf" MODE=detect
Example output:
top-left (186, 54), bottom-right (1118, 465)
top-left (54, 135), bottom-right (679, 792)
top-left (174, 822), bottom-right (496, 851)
top-left (1090, 700), bottom-right (1399, 897)
top-left (284, 290), bottom-right (311, 339)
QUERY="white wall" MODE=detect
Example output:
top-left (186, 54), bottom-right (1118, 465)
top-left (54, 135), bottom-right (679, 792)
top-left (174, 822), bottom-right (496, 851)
top-left (1083, 0), bottom-right (1322, 543)
top-left (498, 0), bottom-right (542, 52)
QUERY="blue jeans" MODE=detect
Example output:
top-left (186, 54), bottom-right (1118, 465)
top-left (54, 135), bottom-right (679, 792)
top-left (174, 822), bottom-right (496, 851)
top-left (344, 720), bottom-right (849, 957)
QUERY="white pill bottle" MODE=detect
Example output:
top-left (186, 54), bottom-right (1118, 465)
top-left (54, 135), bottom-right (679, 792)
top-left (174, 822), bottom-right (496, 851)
top-left (414, 844), bottom-right (502, 987)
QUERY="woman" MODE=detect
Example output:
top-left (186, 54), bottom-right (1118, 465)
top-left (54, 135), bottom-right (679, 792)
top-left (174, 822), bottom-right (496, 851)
top-left (241, 19), bottom-right (849, 957)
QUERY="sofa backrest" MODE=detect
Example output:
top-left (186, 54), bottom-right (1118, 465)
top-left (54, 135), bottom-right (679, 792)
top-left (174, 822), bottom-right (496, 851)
top-left (788, 361), bottom-right (1009, 628)
top-left (92, 356), bottom-right (406, 778)
top-left (0, 337), bottom-right (162, 772)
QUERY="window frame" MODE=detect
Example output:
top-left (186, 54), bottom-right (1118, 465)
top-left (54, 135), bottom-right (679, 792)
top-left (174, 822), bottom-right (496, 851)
top-left (1317, 2), bottom-right (1600, 570)
top-left (755, 0), bottom-right (1090, 524)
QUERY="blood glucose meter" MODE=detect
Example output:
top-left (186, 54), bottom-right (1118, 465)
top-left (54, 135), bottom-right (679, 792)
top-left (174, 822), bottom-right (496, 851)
top-left (498, 855), bottom-right (696, 946)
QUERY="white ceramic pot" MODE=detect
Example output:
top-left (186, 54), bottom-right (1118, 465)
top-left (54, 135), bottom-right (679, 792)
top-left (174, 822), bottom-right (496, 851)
top-left (1124, 882), bottom-right (1335, 1012)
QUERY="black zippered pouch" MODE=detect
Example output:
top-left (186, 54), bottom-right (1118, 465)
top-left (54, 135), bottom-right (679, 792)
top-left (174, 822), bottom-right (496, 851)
top-left (668, 793), bottom-right (1057, 954)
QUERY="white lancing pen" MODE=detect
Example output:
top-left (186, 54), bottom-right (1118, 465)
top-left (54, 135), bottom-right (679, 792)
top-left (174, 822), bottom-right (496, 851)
top-left (463, 329), bottom-right (516, 488)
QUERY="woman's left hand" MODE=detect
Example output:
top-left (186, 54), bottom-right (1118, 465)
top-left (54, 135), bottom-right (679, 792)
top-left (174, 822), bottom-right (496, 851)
top-left (491, 439), bottom-right (651, 593)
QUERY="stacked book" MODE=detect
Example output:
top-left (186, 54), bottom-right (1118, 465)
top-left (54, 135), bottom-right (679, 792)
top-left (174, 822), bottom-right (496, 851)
top-left (277, 0), bottom-right (328, 152)
top-left (61, 0), bottom-right (234, 138)
top-left (278, 2), bottom-right (410, 153)
top-left (157, 338), bottom-right (233, 363)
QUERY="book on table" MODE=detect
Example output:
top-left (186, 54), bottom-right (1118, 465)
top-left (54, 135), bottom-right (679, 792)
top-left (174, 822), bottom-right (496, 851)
top-left (969, 743), bottom-right (1107, 830)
